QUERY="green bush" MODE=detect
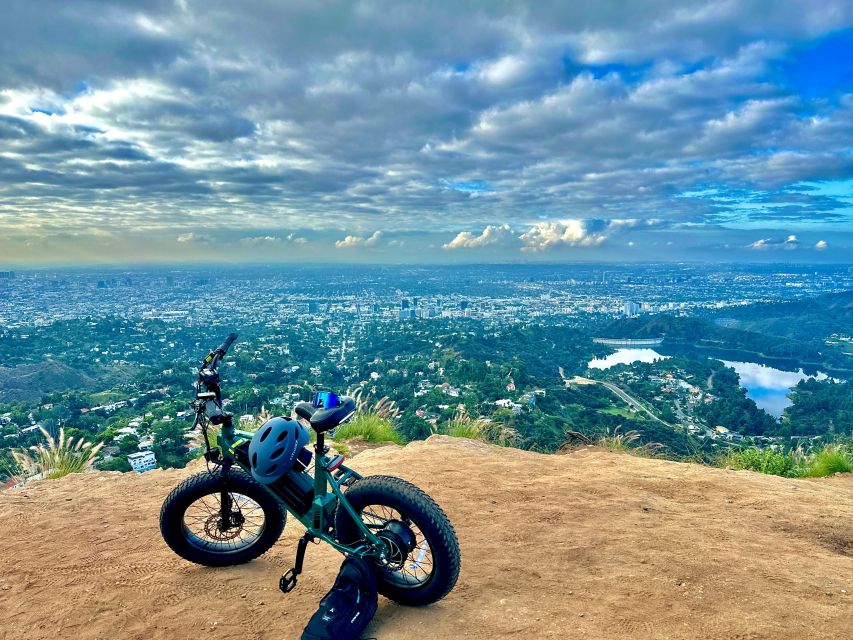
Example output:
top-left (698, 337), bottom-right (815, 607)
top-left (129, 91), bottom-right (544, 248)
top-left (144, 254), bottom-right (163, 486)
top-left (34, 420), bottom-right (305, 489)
top-left (719, 447), bottom-right (796, 476)
top-left (12, 426), bottom-right (104, 481)
top-left (333, 413), bottom-right (405, 445)
top-left (796, 446), bottom-right (853, 478)
top-left (720, 444), bottom-right (853, 478)
top-left (439, 408), bottom-right (521, 447)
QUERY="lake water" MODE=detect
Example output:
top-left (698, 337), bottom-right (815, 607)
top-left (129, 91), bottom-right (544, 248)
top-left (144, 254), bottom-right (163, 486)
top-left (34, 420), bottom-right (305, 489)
top-left (721, 361), bottom-right (827, 419)
top-left (587, 348), bottom-right (827, 419)
top-left (588, 348), bottom-right (670, 369)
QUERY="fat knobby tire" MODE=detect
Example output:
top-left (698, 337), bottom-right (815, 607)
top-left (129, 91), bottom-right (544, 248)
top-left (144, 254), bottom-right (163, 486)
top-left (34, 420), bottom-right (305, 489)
top-left (334, 475), bottom-right (461, 606)
top-left (159, 469), bottom-right (285, 566)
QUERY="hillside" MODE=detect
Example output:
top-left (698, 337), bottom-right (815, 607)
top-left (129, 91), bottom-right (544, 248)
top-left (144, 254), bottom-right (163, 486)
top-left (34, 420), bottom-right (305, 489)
top-left (1, 436), bottom-right (851, 640)
top-left (0, 361), bottom-right (95, 404)
top-left (602, 290), bottom-right (853, 374)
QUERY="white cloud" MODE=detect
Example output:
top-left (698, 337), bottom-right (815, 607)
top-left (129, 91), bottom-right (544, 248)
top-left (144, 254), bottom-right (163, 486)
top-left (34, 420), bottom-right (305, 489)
top-left (443, 224), bottom-right (516, 249)
top-left (1, 1), bottom-right (852, 261)
top-left (518, 218), bottom-right (662, 252)
top-left (815, 239), bottom-right (828, 250)
top-left (239, 234), bottom-right (308, 247)
top-left (335, 230), bottom-right (383, 248)
top-left (477, 55), bottom-right (529, 85)
top-left (748, 238), bottom-right (771, 249)
top-left (748, 235), bottom-right (800, 250)
top-left (176, 232), bottom-right (213, 244)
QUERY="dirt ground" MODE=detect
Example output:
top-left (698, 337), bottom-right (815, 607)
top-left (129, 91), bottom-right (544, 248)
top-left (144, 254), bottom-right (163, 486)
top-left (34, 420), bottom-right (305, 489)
top-left (1, 435), bottom-right (851, 639)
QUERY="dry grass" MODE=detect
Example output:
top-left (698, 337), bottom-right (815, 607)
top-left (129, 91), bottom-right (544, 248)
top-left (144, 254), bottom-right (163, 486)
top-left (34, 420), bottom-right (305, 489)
top-left (11, 426), bottom-right (103, 481)
top-left (440, 406), bottom-right (521, 448)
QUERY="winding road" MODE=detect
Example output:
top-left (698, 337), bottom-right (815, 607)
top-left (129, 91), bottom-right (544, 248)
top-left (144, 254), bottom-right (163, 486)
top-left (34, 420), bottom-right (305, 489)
top-left (560, 367), bottom-right (677, 428)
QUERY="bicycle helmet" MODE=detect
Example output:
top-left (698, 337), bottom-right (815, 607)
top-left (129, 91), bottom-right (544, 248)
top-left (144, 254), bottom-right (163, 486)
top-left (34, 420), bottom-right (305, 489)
top-left (248, 416), bottom-right (310, 484)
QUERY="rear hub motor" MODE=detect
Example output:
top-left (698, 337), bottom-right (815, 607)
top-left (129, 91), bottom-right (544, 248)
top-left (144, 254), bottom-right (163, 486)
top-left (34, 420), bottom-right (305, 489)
top-left (377, 520), bottom-right (417, 571)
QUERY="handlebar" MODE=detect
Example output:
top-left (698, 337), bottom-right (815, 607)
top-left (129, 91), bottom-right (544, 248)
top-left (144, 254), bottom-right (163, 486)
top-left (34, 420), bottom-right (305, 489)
top-left (216, 332), bottom-right (238, 356)
top-left (199, 332), bottom-right (238, 371)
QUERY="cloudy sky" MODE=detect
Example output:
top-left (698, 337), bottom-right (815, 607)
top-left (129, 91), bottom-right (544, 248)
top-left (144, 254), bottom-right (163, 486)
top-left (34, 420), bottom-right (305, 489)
top-left (1, 0), bottom-right (852, 264)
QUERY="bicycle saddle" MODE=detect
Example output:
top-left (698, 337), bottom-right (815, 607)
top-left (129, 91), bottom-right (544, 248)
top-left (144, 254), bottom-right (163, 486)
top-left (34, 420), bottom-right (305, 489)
top-left (295, 396), bottom-right (356, 433)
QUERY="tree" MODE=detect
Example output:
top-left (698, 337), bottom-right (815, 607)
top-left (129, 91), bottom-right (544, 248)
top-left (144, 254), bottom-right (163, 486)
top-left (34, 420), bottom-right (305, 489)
top-left (117, 434), bottom-right (140, 455)
top-left (398, 412), bottom-right (432, 441)
top-left (99, 457), bottom-right (131, 472)
top-left (152, 421), bottom-right (190, 469)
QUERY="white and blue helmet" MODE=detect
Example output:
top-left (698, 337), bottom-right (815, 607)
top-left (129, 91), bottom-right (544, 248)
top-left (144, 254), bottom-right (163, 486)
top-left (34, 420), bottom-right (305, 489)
top-left (248, 417), bottom-right (310, 484)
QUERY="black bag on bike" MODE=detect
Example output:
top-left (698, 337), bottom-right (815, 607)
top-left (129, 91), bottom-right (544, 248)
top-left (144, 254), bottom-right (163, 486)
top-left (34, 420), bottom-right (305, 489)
top-left (301, 555), bottom-right (378, 640)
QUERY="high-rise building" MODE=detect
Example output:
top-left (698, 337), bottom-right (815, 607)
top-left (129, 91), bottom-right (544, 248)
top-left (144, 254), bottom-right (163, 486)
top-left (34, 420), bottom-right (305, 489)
top-left (401, 299), bottom-right (410, 310)
top-left (0, 271), bottom-right (15, 279)
top-left (623, 301), bottom-right (640, 317)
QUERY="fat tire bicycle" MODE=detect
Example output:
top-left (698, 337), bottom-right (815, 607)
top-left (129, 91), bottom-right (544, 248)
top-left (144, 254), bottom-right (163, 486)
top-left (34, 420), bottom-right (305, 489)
top-left (159, 333), bottom-right (461, 606)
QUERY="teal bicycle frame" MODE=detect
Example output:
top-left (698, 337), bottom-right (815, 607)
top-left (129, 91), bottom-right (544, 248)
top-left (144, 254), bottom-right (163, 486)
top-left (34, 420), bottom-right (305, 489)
top-left (215, 418), bottom-right (388, 559)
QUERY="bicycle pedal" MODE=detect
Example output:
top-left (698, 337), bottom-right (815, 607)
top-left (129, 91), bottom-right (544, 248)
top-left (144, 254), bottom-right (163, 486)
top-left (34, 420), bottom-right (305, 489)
top-left (279, 569), bottom-right (298, 594)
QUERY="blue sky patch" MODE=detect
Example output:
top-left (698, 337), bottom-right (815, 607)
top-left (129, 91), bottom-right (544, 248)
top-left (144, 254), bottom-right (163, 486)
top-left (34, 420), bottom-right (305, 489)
top-left (443, 179), bottom-right (493, 193)
top-left (779, 29), bottom-right (853, 99)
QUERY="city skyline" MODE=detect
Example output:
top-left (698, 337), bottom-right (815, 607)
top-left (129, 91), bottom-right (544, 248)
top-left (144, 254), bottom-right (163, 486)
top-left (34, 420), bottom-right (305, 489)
top-left (2, 2), bottom-right (853, 264)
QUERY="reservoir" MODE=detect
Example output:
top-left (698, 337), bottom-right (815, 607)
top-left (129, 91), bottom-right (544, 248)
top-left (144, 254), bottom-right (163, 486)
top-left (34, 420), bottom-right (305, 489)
top-left (588, 348), bottom-right (669, 370)
top-left (588, 348), bottom-right (827, 419)
top-left (721, 361), bottom-right (827, 419)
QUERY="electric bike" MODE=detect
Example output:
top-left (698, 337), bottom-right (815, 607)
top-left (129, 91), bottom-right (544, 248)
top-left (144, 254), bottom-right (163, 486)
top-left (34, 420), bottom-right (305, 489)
top-left (159, 333), bottom-right (461, 606)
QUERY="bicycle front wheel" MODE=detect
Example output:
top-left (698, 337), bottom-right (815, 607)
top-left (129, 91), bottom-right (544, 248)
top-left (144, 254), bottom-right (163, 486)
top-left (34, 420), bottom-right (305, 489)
top-left (160, 469), bottom-right (285, 566)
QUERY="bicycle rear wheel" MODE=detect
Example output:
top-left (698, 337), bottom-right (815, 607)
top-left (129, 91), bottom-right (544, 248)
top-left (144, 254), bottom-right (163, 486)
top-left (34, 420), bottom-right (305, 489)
top-left (335, 475), bottom-right (460, 606)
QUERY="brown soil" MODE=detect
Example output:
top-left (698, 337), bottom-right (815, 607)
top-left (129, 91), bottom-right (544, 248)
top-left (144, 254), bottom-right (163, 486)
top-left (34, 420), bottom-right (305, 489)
top-left (1, 436), bottom-right (851, 639)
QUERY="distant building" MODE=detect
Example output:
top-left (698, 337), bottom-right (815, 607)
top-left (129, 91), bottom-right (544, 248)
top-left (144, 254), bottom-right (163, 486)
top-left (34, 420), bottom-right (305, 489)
top-left (401, 299), bottom-right (410, 310)
top-left (623, 301), bottom-right (640, 317)
top-left (127, 451), bottom-right (157, 472)
top-left (0, 271), bottom-right (14, 279)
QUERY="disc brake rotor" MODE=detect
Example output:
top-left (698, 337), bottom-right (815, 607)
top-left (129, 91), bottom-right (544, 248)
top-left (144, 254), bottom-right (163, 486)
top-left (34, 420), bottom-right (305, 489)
top-left (203, 512), bottom-right (244, 541)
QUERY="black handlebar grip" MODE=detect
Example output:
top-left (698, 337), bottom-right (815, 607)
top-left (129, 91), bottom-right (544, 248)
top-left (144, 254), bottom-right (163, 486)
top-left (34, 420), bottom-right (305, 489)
top-left (216, 332), bottom-right (238, 355)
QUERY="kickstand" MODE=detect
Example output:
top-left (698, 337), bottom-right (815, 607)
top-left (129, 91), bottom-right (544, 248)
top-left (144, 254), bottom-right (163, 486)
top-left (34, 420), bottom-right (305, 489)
top-left (279, 532), bottom-right (314, 594)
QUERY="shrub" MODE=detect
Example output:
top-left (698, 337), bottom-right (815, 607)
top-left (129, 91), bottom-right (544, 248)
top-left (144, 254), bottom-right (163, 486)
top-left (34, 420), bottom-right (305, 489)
top-left (332, 413), bottom-right (405, 445)
top-left (12, 426), bottom-right (103, 481)
top-left (719, 444), bottom-right (853, 478)
top-left (439, 406), bottom-right (521, 447)
top-left (796, 446), bottom-right (853, 478)
top-left (719, 447), bottom-right (796, 476)
top-left (596, 426), bottom-right (664, 457)
top-left (349, 387), bottom-right (401, 420)
top-left (597, 427), bottom-right (640, 452)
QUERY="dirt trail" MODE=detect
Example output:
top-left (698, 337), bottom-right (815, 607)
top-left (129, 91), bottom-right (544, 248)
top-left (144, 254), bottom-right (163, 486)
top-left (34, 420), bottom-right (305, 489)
top-left (1, 436), bottom-right (851, 639)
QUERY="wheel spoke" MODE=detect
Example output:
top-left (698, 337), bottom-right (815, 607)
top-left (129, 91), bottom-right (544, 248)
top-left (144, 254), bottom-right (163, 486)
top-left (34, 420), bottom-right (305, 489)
top-left (181, 490), bottom-right (267, 553)
top-left (356, 503), bottom-right (435, 587)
